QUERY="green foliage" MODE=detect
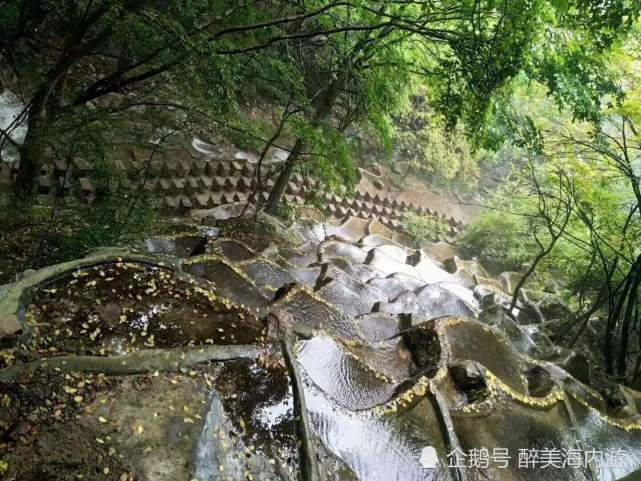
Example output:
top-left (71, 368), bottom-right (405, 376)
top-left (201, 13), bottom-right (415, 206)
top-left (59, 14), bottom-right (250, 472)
top-left (66, 175), bottom-right (157, 252)
top-left (403, 213), bottom-right (450, 248)
top-left (460, 206), bottom-right (539, 272)
top-left (0, 181), bottom-right (157, 283)
top-left (221, 116), bottom-right (274, 152)
top-left (294, 120), bottom-right (357, 195)
top-left (393, 95), bottom-right (480, 190)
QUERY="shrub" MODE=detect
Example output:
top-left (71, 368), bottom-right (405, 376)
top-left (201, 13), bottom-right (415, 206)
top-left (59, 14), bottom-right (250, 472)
top-left (459, 210), bottom-right (536, 272)
top-left (403, 213), bottom-right (450, 247)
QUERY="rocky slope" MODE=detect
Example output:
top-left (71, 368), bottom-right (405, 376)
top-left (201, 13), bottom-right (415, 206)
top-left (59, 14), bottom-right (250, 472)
top-left (1, 210), bottom-right (641, 481)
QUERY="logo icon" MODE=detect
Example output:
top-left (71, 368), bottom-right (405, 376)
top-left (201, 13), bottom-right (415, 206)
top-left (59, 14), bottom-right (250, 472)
top-left (420, 446), bottom-right (440, 469)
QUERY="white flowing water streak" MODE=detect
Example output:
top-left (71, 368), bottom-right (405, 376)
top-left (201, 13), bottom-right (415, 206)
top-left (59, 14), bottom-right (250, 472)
top-left (0, 89), bottom-right (27, 163)
top-left (192, 137), bottom-right (218, 156)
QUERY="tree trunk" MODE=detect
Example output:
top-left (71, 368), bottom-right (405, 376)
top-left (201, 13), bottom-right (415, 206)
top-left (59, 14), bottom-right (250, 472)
top-left (617, 269), bottom-right (641, 380)
top-left (264, 138), bottom-right (303, 215)
top-left (605, 254), bottom-right (641, 375)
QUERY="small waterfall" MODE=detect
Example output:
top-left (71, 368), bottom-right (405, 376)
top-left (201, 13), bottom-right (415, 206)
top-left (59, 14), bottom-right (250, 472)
top-left (193, 392), bottom-right (229, 481)
top-left (0, 89), bottom-right (27, 163)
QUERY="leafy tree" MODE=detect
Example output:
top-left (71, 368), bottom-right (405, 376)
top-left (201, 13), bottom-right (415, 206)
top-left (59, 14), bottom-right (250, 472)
top-left (403, 212), bottom-right (450, 248)
top-left (462, 22), bottom-right (641, 385)
top-left (0, 0), bottom-right (372, 197)
top-left (392, 93), bottom-right (479, 190)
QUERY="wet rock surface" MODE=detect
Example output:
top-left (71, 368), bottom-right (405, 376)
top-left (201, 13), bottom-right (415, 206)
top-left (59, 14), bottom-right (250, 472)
top-left (2, 213), bottom-right (641, 480)
top-left (26, 262), bottom-right (262, 355)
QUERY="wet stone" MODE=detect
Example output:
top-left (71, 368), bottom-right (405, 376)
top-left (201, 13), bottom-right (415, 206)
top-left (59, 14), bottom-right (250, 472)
top-left (214, 359), bottom-right (299, 475)
top-left (272, 287), bottom-right (358, 339)
top-left (473, 284), bottom-right (498, 309)
top-left (27, 262), bottom-right (260, 355)
top-left (374, 291), bottom-right (425, 316)
top-left (208, 238), bottom-right (257, 261)
top-left (286, 266), bottom-right (322, 287)
top-left (296, 336), bottom-right (399, 410)
top-left (353, 313), bottom-right (411, 342)
top-left (452, 399), bottom-right (586, 481)
top-left (387, 272), bottom-right (427, 294)
top-left (328, 217), bottom-right (370, 242)
top-left (412, 258), bottom-right (457, 285)
top-left (537, 294), bottom-right (572, 321)
top-left (525, 365), bottom-right (555, 397)
top-left (316, 279), bottom-right (374, 318)
top-left (605, 384), bottom-right (638, 418)
top-left (14, 217), bottom-right (641, 481)
top-left (374, 244), bottom-right (407, 263)
top-left (441, 319), bottom-right (528, 394)
top-left (282, 251), bottom-right (318, 268)
top-left (144, 234), bottom-right (208, 257)
top-left (479, 305), bottom-right (538, 356)
top-left (516, 301), bottom-right (544, 325)
top-left (319, 240), bottom-right (369, 264)
top-left (414, 284), bottom-right (476, 320)
top-left (562, 351), bottom-right (593, 386)
top-left (365, 248), bottom-right (419, 279)
top-left (566, 397), bottom-right (641, 480)
top-left (238, 258), bottom-right (296, 291)
top-left (324, 257), bottom-right (379, 284)
top-left (359, 233), bottom-right (398, 248)
top-left (316, 265), bottom-right (381, 317)
top-left (184, 259), bottom-right (271, 310)
top-left (346, 337), bottom-right (413, 381)
top-left (303, 375), bottom-right (452, 481)
top-left (366, 276), bottom-right (415, 303)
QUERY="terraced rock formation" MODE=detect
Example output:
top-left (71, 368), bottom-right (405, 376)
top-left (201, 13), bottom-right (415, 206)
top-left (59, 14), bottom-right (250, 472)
top-left (0, 138), bottom-right (467, 238)
top-left (1, 213), bottom-right (640, 481)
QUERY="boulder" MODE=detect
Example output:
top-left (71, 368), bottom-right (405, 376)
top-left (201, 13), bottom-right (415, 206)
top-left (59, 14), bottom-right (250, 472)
top-left (443, 256), bottom-right (490, 282)
top-left (421, 241), bottom-right (461, 264)
top-left (605, 384), bottom-right (638, 418)
top-left (0, 314), bottom-right (22, 342)
top-left (562, 351), bottom-right (592, 386)
top-left (526, 365), bottom-right (555, 397)
top-left (473, 285), bottom-right (495, 308)
top-left (497, 271), bottom-right (525, 295)
top-left (537, 294), bottom-right (572, 321)
top-left (475, 282), bottom-right (514, 308)
top-left (515, 290), bottom-right (544, 324)
top-left (474, 274), bottom-right (504, 292)
top-left (516, 303), bottom-right (543, 325)
top-left (478, 305), bottom-right (538, 355)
